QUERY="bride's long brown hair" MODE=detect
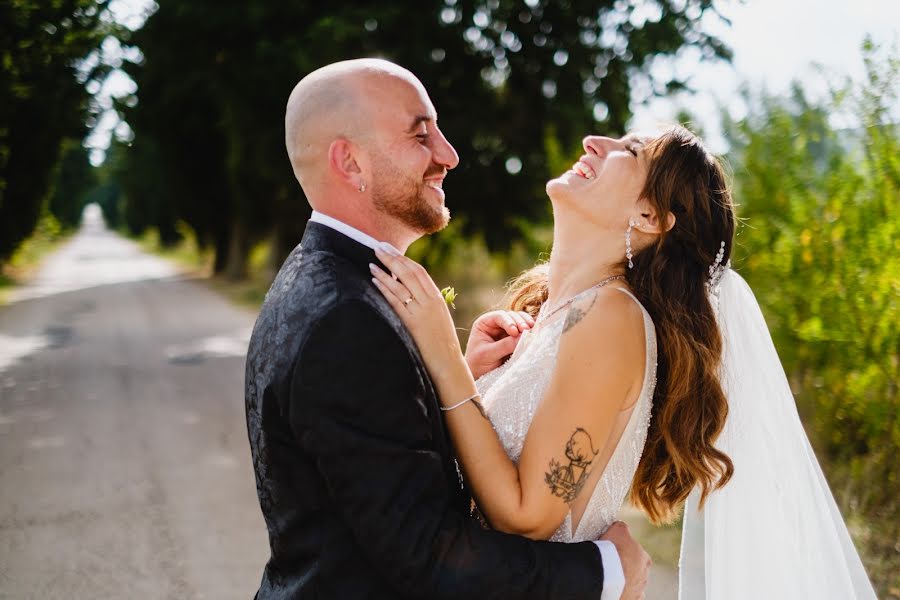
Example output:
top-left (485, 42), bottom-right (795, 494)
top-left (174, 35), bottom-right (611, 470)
top-left (507, 125), bottom-right (735, 523)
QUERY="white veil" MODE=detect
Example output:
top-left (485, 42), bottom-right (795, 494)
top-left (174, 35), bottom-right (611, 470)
top-left (678, 269), bottom-right (877, 599)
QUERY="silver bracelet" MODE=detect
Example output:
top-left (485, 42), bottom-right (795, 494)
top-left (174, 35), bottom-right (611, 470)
top-left (440, 393), bottom-right (481, 412)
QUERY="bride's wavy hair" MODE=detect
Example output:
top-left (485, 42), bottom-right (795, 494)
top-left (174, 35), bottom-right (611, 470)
top-left (507, 125), bottom-right (735, 523)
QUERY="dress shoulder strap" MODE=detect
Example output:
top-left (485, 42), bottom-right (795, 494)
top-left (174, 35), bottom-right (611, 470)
top-left (612, 286), bottom-right (656, 383)
top-left (612, 286), bottom-right (650, 320)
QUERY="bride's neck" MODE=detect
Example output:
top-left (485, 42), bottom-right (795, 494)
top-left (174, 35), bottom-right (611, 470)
top-left (548, 212), bottom-right (626, 305)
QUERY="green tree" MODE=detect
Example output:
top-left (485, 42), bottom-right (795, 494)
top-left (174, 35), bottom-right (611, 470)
top-left (47, 138), bottom-right (97, 228)
top-left (0, 0), bottom-right (112, 261)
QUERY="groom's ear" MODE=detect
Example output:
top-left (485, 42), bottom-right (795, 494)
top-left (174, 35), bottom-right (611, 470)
top-left (635, 199), bottom-right (676, 234)
top-left (328, 138), bottom-right (364, 189)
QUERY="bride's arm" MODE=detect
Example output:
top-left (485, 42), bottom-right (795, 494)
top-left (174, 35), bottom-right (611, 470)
top-left (371, 249), bottom-right (643, 540)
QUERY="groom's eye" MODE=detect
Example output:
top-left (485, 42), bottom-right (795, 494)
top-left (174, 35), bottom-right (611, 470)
top-left (416, 132), bottom-right (429, 142)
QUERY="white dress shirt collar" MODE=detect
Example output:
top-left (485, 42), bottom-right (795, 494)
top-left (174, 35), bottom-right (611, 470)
top-left (308, 211), bottom-right (388, 253)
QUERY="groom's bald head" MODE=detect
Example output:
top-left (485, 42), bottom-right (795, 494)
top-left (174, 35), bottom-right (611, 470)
top-left (284, 58), bottom-right (458, 251)
top-left (284, 58), bottom-right (426, 197)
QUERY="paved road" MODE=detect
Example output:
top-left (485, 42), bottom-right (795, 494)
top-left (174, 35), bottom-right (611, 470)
top-left (0, 211), bottom-right (268, 599)
top-left (0, 208), bottom-right (678, 598)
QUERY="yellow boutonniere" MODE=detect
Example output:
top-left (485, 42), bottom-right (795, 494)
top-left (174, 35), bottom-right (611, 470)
top-left (440, 286), bottom-right (457, 310)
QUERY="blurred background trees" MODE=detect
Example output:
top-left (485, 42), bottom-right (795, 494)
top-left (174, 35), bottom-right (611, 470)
top-left (0, 0), bottom-right (897, 593)
top-left (111, 0), bottom-right (729, 278)
top-left (0, 0), bottom-right (112, 262)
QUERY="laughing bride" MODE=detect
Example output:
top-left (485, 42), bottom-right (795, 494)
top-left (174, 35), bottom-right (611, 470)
top-left (371, 124), bottom-right (877, 599)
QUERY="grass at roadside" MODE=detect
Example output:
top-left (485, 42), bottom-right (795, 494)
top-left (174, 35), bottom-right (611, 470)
top-left (136, 224), bottom-right (273, 311)
top-left (0, 215), bottom-right (72, 305)
top-left (0, 272), bottom-right (15, 306)
top-left (135, 225), bottom-right (214, 277)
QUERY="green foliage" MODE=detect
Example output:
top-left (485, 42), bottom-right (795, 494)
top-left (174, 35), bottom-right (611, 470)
top-left (136, 219), bottom-right (212, 271)
top-left (47, 138), bottom-right (97, 228)
top-left (114, 0), bottom-right (729, 277)
top-left (0, 0), bottom-right (112, 261)
top-left (0, 211), bottom-right (67, 303)
top-left (725, 40), bottom-right (899, 594)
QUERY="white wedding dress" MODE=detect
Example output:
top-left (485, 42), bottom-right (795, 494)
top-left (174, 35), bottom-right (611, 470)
top-left (476, 286), bottom-right (657, 542)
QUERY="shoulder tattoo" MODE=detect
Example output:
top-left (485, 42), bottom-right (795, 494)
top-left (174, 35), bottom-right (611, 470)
top-left (562, 291), bottom-right (599, 334)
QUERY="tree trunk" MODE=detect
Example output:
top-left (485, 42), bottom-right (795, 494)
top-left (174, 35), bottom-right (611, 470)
top-left (223, 219), bottom-right (249, 280)
top-left (212, 225), bottom-right (231, 276)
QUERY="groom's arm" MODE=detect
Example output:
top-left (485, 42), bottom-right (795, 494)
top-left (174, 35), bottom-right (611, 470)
top-left (291, 300), bottom-right (606, 599)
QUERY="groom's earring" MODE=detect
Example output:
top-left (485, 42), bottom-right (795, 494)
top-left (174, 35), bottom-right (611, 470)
top-left (358, 181), bottom-right (366, 193)
top-left (625, 218), bottom-right (637, 269)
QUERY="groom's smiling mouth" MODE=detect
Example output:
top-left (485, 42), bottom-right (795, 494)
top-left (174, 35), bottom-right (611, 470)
top-left (424, 176), bottom-right (446, 199)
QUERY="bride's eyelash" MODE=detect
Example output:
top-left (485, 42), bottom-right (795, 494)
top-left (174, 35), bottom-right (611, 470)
top-left (627, 144), bottom-right (638, 156)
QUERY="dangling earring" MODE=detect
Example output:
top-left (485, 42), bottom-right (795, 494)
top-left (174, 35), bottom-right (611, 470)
top-left (358, 182), bottom-right (366, 193)
top-left (625, 218), bottom-right (637, 269)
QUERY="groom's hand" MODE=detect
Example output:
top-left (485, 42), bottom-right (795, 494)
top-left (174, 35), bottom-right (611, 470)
top-left (601, 521), bottom-right (651, 600)
top-left (464, 310), bottom-right (533, 379)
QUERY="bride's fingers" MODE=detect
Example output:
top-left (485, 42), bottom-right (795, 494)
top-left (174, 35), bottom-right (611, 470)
top-left (370, 263), bottom-right (414, 308)
top-left (518, 311), bottom-right (535, 327)
top-left (498, 312), bottom-right (522, 336)
top-left (478, 310), bottom-right (518, 337)
top-left (371, 278), bottom-right (411, 321)
top-left (507, 311), bottom-right (531, 332)
top-left (374, 245), bottom-right (438, 299)
top-left (491, 333), bottom-right (519, 356)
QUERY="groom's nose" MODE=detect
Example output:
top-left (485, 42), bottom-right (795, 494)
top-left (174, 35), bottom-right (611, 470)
top-left (432, 126), bottom-right (460, 170)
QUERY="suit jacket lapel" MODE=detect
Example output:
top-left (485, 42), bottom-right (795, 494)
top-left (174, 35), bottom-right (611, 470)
top-left (299, 222), bottom-right (460, 481)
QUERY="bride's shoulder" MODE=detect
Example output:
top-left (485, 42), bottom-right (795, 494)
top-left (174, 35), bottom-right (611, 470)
top-left (559, 287), bottom-right (644, 360)
top-left (562, 285), bottom-right (644, 338)
top-left (551, 286), bottom-right (645, 403)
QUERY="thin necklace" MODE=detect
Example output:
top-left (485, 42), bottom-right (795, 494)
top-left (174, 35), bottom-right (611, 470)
top-left (540, 274), bottom-right (626, 323)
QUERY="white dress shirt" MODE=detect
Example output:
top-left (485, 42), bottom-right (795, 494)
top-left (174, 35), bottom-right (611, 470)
top-left (308, 210), bottom-right (625, 599)
top-left (309, 210), bottom-right (388, 252)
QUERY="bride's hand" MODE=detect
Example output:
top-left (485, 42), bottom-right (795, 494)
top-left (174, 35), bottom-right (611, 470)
top-left (370, 245), bottom-right (465, 377)
top-left (465, 310), bottom-right (533, 380)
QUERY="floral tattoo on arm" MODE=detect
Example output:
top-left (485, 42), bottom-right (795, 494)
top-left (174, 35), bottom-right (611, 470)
top-left (544, 428), bottom-right (600, 503)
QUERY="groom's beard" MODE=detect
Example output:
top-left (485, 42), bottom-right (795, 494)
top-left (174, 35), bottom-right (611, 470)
top-left (370, 152), bottom-right (450, 235)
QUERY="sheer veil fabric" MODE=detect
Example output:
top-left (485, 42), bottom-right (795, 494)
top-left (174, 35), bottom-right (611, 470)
top-left (678, 269), bottom-right (877, 599)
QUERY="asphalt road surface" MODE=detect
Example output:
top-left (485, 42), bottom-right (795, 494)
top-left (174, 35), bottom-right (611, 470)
top-left (0, 209), bottom-right (267, 599)
top-left (0, 207), bottom-right (677, 599)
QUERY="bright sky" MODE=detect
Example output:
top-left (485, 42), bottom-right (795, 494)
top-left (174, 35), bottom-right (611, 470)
top-left (630, 0), bottom-right (900, 150)
top-left (87, 0), bottom-right (899, 163)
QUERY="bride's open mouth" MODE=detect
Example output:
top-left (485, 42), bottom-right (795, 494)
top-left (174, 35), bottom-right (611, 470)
top-left (571, 157), bottom-right (596, 180)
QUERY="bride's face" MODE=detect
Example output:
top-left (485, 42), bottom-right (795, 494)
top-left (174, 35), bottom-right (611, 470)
top-left (546, 134), bottom-right (651, 231)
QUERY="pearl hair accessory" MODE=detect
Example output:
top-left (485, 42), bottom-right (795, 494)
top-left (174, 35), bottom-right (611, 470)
top-left (625, 218), bottom-right (637, 269)
top-left (707, 241), bottom-right (730, 305)
top-left (709, 241), bottom-right (726, 279)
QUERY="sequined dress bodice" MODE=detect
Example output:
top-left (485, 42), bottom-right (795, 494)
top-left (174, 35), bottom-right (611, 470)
top-left (476, 287), bottom-right (657, 542)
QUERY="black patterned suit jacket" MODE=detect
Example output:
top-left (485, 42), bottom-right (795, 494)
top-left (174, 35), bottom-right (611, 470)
top-left (244, 221), bottom-right (606, 598)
